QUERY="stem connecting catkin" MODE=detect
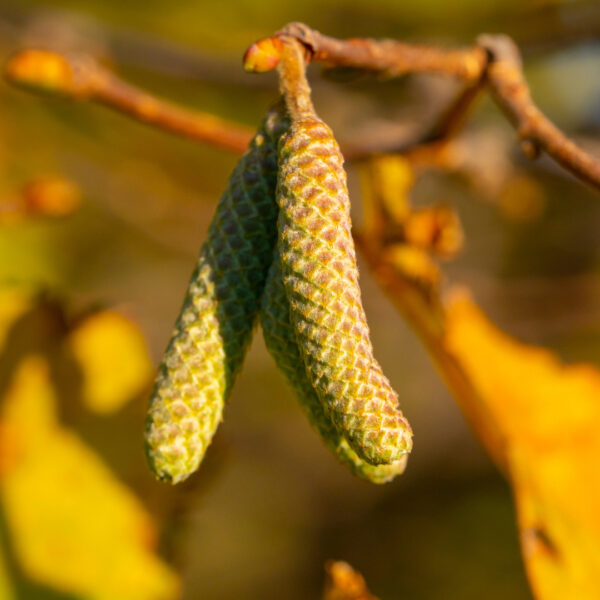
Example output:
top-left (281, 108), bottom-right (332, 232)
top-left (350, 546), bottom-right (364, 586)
top-left (145, 103), bottom-right (288, 483)
top-left (260, 254), bottom-right (407, 482)
top-left (276, 39), bottom-right (413, 465)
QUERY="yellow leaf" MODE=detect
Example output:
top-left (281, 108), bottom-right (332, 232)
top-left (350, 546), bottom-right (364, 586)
top-left (372, 155), bottom-right (414, 225)
top-left (381, 244), bottom-right (440, 289)
top-left (68, 311), bottom-right (153, 414)
top-left (0, 356), bottom-right (180, 600)
top-left (445, 292), bottom-right (600, 600)
top-left (359, 155), bottom-right (414, 237)
top-left (512, 447), bottom-right (600, 600)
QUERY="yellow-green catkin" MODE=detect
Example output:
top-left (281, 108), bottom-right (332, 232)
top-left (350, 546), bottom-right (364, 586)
top-left (260, 254), bottom-right (407, 483)
top-left (276, 116), bottom-right (413, 466)
top-left (145, 103), bottom-right (289, 483)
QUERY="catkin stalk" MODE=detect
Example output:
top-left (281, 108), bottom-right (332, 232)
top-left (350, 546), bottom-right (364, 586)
top-left (145, 103), bottom-right (288, 483)
top-left (260, 254), bottom-right (407, 483)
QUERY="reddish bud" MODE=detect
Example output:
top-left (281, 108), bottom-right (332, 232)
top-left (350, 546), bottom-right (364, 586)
top-left (243, 37), bottom-right (283, 73)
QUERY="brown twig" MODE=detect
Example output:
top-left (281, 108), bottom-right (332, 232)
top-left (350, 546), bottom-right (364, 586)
top-left (420, 80), bottom-right (487, 145)
top-left (479, 34), bottom-right (600, 189)
top-left (374, 79), bottom-right (487, 166)
top-left (4, 49), bottom-right (253, 154)
top-left (342, 79), bottom-right (486, 162)
top-left (279, 22), bottom-right (487, 82)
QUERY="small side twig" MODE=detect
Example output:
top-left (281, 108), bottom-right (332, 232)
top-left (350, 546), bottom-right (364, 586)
top-left (419, 79), bottom-right (487, 145)
top-left (380, 79), bottom-right (487, 167)
top-left (343, 80), bottom-right (486, 162)
top-left (4, 49), bottom-right (253, 154)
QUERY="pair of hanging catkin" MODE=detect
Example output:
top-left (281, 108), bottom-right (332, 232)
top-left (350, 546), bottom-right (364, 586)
top-left (144, 39), bottom-right (412, 484)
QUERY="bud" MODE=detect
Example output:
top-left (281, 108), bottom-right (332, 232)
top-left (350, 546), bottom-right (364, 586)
top-left (243, 37), bottom-right (283, 73)
top-left (5, 50), bottom-right (92, 99)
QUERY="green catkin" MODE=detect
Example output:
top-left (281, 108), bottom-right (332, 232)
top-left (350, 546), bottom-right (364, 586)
top-left (277, 117), bottom-right (413, 465)
top-left (145, 103), bottom-right (289, 484)
top-left (260, 254), bottom-right (407, 483)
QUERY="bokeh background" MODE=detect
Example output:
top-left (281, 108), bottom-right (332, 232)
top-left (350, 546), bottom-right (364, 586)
top-left (1, 0), bottom-right (599, 598)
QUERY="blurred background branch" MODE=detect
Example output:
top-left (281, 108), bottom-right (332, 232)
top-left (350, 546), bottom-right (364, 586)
top-left (6, 24), bottom-right (599, 191)
top-left (4, 49), bottom-right (254, 154)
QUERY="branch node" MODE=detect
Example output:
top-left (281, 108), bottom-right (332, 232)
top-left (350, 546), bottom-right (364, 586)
top-left (520, 138), bottom-right (541, 160)
top-left (476, 33), bottom-right (522, 69)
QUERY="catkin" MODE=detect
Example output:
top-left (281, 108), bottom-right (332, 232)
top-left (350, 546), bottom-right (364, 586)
top-left (277, 117), bottom-right (413, 465)
top-left (260, 254), bottom-right (407, 483)
top-left (145, 103), bottom-right (289, 483)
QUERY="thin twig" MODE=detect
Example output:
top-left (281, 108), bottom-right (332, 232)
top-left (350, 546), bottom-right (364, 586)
top-left (353, 79), bottom-right (487, 163)
top-left (4, 49), bottom-right (253, 154)
top-left (279, 22), bottom-right (487, 82)
top-left (420, 80), bottom-right (487, 145)
top-left (93, 72), bottom-right (253, 153)
top-left (341, 80), bottom-right (486, 162)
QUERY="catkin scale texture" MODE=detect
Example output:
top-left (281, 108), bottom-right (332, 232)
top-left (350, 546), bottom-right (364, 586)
top-left (145, 104), bottom-right (288, 484)
top-left (260, 255), bottom-right (406, 483)
top-left (277, 118), bottom-right (413, 465)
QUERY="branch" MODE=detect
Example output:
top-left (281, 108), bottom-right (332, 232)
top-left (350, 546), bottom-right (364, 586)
top-left (279, 22), bottom-right (487, 81)
top-left (7, 30), bottom-right (600, 189)
top-left (479, 34), bottom-right (600, 189)
top-left (245, 23), bottom-right (600, 191)
top-left (4, 49), bottom-right (253, 154)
